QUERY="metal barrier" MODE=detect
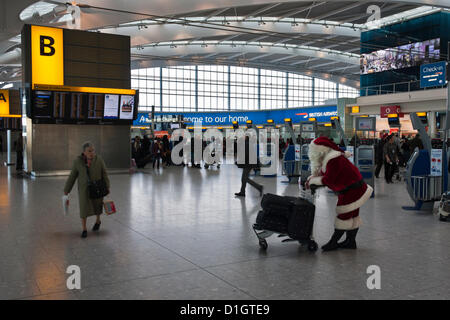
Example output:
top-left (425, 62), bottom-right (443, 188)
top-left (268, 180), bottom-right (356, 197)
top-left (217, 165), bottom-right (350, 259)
top-left (411, 175), bottom-right (442, 201)
top-left (360, 80), bottom-right (446, 97)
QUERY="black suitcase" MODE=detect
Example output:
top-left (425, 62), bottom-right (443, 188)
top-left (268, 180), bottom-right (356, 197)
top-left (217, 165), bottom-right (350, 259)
top-left (255, 209), bottom-right (289, 234)
top-left (287, 199), bottom-right (315, 242)
top-left (261, 193), bottom-right (298, 213)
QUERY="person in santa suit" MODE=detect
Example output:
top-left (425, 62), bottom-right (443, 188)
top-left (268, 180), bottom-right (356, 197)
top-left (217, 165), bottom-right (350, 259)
top-left (306, 136), bottom-right (373, 251)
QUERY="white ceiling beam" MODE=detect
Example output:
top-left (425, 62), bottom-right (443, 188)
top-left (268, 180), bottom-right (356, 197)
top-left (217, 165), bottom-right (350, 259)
top-left (248, 52), bottom-right (275, 61)
top-left (243, 3), bottom-right (282, 19)
top-left (132, 42), bottom-right (359, 65)
top-left (275, 2), bottom-right (327, 21)
top-left (313, 2), bottom-right (363, 21)
top-left (269, 54), bottom-right (299, 63)
top-left (203, 8), bottom-right (230, 21)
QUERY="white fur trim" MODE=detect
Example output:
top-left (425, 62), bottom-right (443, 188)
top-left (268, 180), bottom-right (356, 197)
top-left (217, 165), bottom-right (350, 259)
top-left (309, 176), bottom-right (323, 186)
top-left (335, 216), bottom-right (362, 230)
top-left (336, 185), bottom-right (373, 214)
top-left (321, 150), bottom-right (343, 172)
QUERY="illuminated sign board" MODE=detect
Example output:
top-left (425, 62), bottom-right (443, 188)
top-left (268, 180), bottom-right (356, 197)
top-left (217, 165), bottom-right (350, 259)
top-left (31, 26), bottom-right (64, 88)
top-left (0, 90), bottom-right (10, 116)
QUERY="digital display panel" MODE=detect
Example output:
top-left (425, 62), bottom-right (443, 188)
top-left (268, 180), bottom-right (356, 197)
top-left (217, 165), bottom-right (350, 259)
top-left (33, 91), bottom-right (53, 118)
top-left (357, 118), bottom-right (375, 131)
top-left (119, 95), bottom-right (135, 120)
top-left (358, 149), bottom-right (373, 159)
top-left (360, 38), bottom-right (440, 74)
top-left (302, 123), bottom-right (315, 132)
top-left (388, 117), bottom-right (400, 126)
top-left (104, 94), bottom-right (119, 119)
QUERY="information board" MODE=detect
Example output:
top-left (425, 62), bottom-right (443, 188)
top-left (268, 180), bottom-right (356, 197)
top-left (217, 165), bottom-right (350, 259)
top-left (104, 94), bottom-right (119, 119)
top-left (119, 95), bottom-right (135, 120)
top-left (430, 149), bottom-right (443, 177)
top-left (420, 61), bottom-right (447, 88)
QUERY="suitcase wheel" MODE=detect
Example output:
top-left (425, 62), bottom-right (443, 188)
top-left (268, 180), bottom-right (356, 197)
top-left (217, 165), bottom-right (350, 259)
top-left (307, 240), bottom-right (318, 252)
top-left (259, 239), bottom-right (268, 250)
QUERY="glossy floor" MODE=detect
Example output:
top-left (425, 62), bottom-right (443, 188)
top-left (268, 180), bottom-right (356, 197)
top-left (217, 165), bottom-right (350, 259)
top-left (0, 159), bottom-right (450, 300)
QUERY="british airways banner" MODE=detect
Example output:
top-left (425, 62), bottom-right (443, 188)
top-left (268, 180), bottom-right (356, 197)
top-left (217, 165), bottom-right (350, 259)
top-left (134, 106), bottom-right (338, 126)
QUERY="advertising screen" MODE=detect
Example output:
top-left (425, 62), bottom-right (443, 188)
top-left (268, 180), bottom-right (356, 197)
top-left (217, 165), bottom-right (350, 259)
top-left (119, 95), bottom-right (135, 120)
top-left (104, 94), bottom-right (119, 119)
top-left (360, 38), bottom-right (441, 74)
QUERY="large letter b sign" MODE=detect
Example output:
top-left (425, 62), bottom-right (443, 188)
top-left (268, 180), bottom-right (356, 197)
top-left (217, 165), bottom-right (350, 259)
top-left (40, 36), bottom-right (56, 56)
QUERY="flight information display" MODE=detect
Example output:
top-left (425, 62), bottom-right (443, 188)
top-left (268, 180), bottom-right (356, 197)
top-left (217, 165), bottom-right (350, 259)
top-left (33, 91), bottom-right (53, 118)
top-left (29, 87), bottom-right (138, 124)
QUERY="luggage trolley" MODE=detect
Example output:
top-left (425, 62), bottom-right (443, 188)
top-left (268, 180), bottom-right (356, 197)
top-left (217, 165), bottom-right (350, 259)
top-left (252, 186), bottom-right (320, 252)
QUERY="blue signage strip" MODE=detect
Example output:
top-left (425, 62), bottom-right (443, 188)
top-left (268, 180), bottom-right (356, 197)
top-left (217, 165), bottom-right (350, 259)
top-left (420, 61), bottom-right (447, 88)
top-left (134, 106), bottom-right (338, 127)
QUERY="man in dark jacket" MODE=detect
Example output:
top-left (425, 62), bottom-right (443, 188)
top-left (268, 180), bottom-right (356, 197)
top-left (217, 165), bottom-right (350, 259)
top-left (375, 134), bottom-right (387, 178)
top-left (235, 136), bottom-right (263, 197)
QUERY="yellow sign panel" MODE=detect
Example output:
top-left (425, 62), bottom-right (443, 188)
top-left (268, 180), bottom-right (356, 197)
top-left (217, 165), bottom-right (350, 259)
top-left (33, 84), bottom-right (136, 95)
top-left (0, 90), bottom-right (10, 116)
top-left (32, 26), bottom-right (64, 88)
top-left (351, 106), bottom-right (360, 113)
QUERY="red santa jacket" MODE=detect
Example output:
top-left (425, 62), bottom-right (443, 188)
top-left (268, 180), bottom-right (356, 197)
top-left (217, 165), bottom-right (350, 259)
top-left (309, 150), bottom-right (373, 216)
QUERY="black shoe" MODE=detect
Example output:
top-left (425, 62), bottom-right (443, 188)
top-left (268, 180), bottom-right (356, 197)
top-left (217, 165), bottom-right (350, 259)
top-left (322, 229), bottom-right (345, 251)
top-left (93, 222), bottom-right (101, 231)
top-left (235, 192), bottom-right (246, 197)
top-left (81, 231), bottom-right (87, 238)
top-left (337, 228), bottom-right (358, 249)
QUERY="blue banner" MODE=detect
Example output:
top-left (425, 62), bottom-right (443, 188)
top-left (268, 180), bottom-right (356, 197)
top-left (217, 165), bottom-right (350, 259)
top-left (420, 61), bottom-right (447, 88)
top-left (134, 106), bottom-right (338, 127)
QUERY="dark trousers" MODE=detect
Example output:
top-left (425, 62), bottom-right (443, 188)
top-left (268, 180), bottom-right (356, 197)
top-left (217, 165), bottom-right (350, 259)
top-left (153, 154), bottom-right (162, 169)
top-left (240, 167), bottom-right (262, 193)
top-left (375, 162), bottom-right (383, 178)
top-left (384, 161), bottom-right (394, 183)
top-left (16, 151), bottom-right (23, 170)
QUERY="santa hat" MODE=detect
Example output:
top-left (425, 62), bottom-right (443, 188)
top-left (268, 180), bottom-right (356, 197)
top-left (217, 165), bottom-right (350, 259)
top-left (311, 136), bottom-right (342, 152)
top-left (309, 136), bottom-right (351, 158)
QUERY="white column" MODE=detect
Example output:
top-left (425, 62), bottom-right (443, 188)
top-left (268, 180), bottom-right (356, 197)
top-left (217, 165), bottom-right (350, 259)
top-left (6, 129), bottom-right (13, 165)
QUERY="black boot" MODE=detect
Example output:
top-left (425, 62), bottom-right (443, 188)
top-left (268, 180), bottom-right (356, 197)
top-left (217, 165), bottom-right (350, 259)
top-left (338, 228), bottom-right (358, 249)
top-left (321, 229), bottom-right (345, 251)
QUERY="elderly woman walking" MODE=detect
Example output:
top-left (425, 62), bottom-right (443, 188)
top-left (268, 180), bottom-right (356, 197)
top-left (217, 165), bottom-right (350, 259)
top-left (64, 142), bottom-right (110, 238)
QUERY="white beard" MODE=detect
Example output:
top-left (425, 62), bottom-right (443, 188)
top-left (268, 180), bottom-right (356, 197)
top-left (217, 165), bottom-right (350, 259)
top-left (308, 144), bottom-right (331, 176)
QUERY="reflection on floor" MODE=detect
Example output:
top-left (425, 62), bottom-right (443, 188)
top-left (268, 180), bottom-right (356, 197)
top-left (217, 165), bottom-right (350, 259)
top-left (0, 162), bottom-right (449, 300)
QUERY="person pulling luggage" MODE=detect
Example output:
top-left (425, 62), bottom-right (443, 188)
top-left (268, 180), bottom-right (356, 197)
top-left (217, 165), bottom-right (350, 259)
top-left (306, 137), bottom-right (373, 251)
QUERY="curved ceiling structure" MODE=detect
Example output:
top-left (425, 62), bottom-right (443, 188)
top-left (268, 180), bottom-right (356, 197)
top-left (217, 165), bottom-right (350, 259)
top-left (1, 0), bottom-right (449, 86)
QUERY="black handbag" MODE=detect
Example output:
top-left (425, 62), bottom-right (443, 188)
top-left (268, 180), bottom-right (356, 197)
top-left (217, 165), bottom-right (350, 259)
top-left (86, 164), bottom-right (108, 199)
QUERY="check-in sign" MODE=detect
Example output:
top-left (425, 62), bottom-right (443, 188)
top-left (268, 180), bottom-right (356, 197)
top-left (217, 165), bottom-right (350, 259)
top-left (31, 26), bottom-right (64, 88)
top-left (420, 61), bottom-right (447, 88)
top-left (0, 90), bottom-right (9, 116)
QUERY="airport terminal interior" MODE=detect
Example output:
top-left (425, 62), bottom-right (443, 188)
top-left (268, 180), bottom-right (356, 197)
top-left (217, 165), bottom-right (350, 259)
top-left (1, 0), bottom-right (450, 301)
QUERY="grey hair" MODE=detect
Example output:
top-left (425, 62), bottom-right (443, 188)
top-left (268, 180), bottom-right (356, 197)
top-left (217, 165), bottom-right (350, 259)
top-left (82, 141), bottom-right (94, 152)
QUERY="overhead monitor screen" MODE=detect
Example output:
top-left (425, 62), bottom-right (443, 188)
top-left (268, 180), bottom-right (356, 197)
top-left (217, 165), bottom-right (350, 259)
top-left (119, 95), bottom-right (135, 120)
top-left (104, 94), bottom-right (119, 119)
top-left (357, 118), bottom-right (375, 131)
top-left (360, 38), bottom-right (441, 74)
top-left (34, 91), bottom-right (53, 118)
top-left (302, 124), bottom-right (315, 132)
